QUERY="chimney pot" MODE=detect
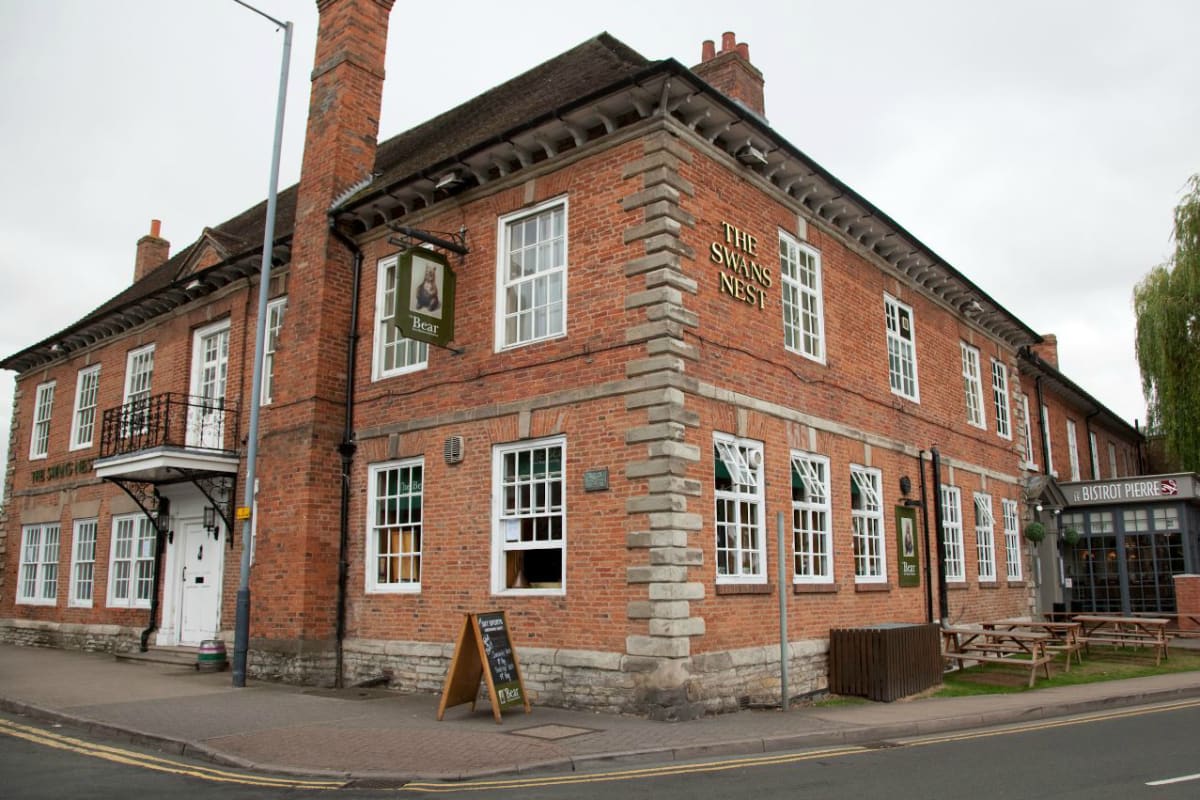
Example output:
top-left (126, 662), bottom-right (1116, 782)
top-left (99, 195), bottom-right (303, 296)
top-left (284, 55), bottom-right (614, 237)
top-left (701, 39), bottom-right (715, 62)
top-left (721, 32), bottom-right (736, 52)
top-left (736, 42), bottom-right (750, 60)
top-left (149, 219), bottom-right (161, 238)
top-left (691, 31), bottom-right (767, 119)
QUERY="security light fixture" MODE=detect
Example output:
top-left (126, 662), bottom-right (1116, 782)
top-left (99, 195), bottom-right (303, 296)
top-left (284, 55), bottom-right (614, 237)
top-left (434, 170), bottom-right (465, 191)
top-left (185, 279), bottom-right (204, 292)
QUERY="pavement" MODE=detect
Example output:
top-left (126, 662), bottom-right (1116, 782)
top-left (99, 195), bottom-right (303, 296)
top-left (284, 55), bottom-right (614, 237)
top-left (2, 641), bottom-right (1200, 784)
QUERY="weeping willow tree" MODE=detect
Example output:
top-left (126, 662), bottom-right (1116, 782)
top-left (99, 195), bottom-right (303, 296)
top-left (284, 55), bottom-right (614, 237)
top-left (1133, 174), bottom-right (1200, 472)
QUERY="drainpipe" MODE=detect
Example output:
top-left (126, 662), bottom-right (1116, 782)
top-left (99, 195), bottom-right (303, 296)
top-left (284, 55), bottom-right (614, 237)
top-left (916, 450), bottom-right (933, 623)
top-left (329, 218), bottom-right (363, 689)
top-left (930, 447), bottom-right (949, 622)
top-left (140, 495), bottom-right (170, 651)
top-left (1034, 376), bottom-right (1049, 475)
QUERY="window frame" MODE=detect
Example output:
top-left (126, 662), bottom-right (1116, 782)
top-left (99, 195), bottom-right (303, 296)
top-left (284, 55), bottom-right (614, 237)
top-left (1002, 498), bottom-right (1022, 581)
top-left (884, 294), bottom-right (920, 402)
top-left (991, 359), bottom-right (1012, 439)
top-left (366, 458), bottom-right (424, 594)
top-left (373, 253), bottom-right (429, 380)
top-left (121, 344), bottom-right (155, 439)
top-left (492, 436), bottom-right (567, 595)
top-left (1041, 404), bottom-right (1056, 477)
top-left (1107, 442), bottom-right (1118, 478)
top-left (1020, 394), bottom-right (1037, 469)
top-left (69, 518), bottom-right (98, 608)
top-left (960, 343), bottom-right (986, 429)
top-left (69, 365), bottom-right (101, 451)
top-left (29, 381), bottom-right (55, 460)
top-left (1066, 419), bottom-right (1081, 481)
top-left (974, 492), bottom-right (996, 583)
top-left (107, 514), bottom-right (156, 609)
top-left (791, 451), bottom-right (832, 583)
top-left (1088, 431), bottom-right (1100, 479)
top-left (713, 432), bottom-right (767, 584)
top-left (495, 197), bottom-right (569, 351)
top-left (778, 231), bottom-right (825, 363)
top-left (260, 295), bottom-right (288, 405)
top-left (18, 522), bottom-right (61, 605)
top-left (850, 465), bottom-right (887, 583)
top-left (940, 485), bottom-right (965, 582)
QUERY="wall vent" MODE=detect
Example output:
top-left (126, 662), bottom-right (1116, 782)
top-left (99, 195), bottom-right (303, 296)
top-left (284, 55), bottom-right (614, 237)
top-left (444, 436), bottom-right (464, 464)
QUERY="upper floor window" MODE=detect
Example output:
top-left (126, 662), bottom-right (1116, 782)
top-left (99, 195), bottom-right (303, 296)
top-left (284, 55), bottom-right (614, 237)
top-left (1088, 432), bottom-right (1100, 479)
top-left (940, 485), bottom-right (965, 582)
top-left (1002, 499), bottom-right (1022, 581)
top-left (1020, 394), bottom-right (1037, 469)
top-left (791, 452), bottom-right (832, 582)
top-left (884, 294), bottom-right (919, 401)
top-left (367, 458), bottom-right (423, 593)
top-left (974, 493), bottom-right (996, 582)
top-left (1041, 404), bottom-right (1056, 477)
top-left (261, 296), bottom-right (287, 405)
top-left (70, 365), bottom-right (101, 450)
top-left (374, 254), bottom-right (428, 379)
top-left (991, 359), bottom-right (1012, 439)
top-left (850, 466), bottom-right (886, 582)
top-left (1066, 419), bottom-right (1081, 481)
top-left (493, 437), bottom-right (566, 593)
top-left (960, 343), bottom-right (986, 429)
top-left (497, 198), bottom-right (567, 349)
top-left (1107, 442), bottom-right (1118, 478)
top-left (779, 232), bottom-right (824, 362)
top-left (714, 433), bottom-right (765, 583)
top-left (122, 344), bottom-right (155, 438)
top-left (29, 381), bottom-right (55, 460)
top-left (18, 523), bottom-right (60, 605)
top-left (108, 514), bottom-right (156, 609)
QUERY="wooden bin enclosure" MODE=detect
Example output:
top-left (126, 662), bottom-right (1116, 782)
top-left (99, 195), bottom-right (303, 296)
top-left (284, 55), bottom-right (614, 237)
top-left (828, 623), bottom-right (943, 702)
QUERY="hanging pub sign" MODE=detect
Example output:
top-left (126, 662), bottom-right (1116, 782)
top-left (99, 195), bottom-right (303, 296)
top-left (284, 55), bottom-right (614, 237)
top-left (894, 505), bottom-right (920, 588)
top-left (393, 248), bottom-right (456, 347)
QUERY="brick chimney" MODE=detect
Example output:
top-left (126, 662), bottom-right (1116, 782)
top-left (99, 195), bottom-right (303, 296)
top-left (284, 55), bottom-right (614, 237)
top-left (1033, 333), bottom-right (1059, 368)
top-left (134, 219), bottom-right (170, 282)
top-left (692, 31), bottom-right (766, 119)
top-left (254, 0), bottom-right (395, 657)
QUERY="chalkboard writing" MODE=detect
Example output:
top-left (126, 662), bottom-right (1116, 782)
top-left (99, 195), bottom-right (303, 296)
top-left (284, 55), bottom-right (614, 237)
top-left (437, 611), bottom-right (530, 723)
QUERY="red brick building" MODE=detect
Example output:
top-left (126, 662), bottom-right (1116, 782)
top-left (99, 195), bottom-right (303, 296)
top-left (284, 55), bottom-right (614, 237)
top-left (1, 1), bottom-right (1158, 717)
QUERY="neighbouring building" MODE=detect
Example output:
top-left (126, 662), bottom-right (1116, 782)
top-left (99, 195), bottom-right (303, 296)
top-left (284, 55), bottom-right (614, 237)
top-left (1, 1), bottom-right (1172, 718)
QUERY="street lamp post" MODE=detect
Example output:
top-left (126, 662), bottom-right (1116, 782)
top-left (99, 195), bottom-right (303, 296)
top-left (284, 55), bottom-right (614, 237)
top-left (230, 0), bottom-right (292, 688)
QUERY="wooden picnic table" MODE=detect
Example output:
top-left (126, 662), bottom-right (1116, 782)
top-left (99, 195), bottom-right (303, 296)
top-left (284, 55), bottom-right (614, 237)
top-left (1128, 611), bottom-right (1200, 639)
top-left (941, 625), bottom-right (1053, 687)
top-left (1071, 614), bottom-right (1170, 665)
top-left (988, 619), bottom-right (1083, 671)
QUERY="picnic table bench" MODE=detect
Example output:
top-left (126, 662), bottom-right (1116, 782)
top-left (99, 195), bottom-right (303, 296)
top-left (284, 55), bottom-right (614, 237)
top-left (941, 625), bottom-right (1053, 687)
top-left (988, 619), bottom-right (1083, 671)
top-left (1072, 615), bottom-right (1170, 666)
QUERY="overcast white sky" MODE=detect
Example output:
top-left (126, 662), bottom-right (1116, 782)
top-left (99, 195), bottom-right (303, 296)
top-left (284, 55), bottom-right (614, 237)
top-left (2, 0), bottom-right (1198, 494)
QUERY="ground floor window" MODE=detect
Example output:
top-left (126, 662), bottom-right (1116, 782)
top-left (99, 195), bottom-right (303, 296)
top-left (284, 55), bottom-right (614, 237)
top-left (1002, 499), bottom-right (1022, 581)
top-left (791, 452), bottom-right (832, 582)
top-left (974, 493), bottom-right (996, 583)
top-left (850, 466), bottom-right (886, 582)
top-left (367, 459), bottom-right (423, 592)
top-left (70, 518), bottom-right (98, 607)
top-left (940, 486), bottom-right (965, 582)
top-left (494, 437), bottom-right (565, 593)
top-left (108, 515), bottom-right (156, 608)
top-left (714, 433), bottom-right (765, 582)
top-left (18, 523), bottom-right (60, 605)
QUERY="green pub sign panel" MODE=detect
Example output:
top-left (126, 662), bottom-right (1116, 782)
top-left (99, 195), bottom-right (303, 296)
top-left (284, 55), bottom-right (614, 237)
top-left (894, 505), bottom-right (920, 588)
top-left (393, 248), bottom-right (456, 347)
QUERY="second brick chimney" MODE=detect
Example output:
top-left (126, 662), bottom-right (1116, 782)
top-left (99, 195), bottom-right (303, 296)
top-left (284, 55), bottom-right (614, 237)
top-left (1033, 333), bottom-right (1059, 368)
top-left (692, 32), bottom-right (766, 119)
top-left (134, 219), bottom-right (170, 282)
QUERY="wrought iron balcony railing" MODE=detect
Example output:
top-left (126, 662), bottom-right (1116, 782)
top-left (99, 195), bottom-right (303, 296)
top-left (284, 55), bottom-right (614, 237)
top-left (99, 392), bottom-right (241, 460)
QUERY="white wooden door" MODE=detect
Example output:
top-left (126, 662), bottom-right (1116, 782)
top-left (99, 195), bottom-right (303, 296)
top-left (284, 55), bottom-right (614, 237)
top-left (178, 521), bottom-right (220, 645)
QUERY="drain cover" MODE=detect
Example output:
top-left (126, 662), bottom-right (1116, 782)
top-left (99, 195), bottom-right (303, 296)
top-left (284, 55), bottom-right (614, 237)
top-left (510, 724), bottom-right (597, 740)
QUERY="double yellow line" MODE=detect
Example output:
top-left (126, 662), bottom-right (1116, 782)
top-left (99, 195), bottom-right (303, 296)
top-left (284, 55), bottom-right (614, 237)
top-left (0, 718), bottom-right (345, 790)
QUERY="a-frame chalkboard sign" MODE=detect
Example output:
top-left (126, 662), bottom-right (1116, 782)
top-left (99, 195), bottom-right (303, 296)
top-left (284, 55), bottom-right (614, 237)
top-left (437, 611), bottom-right (531, 723)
